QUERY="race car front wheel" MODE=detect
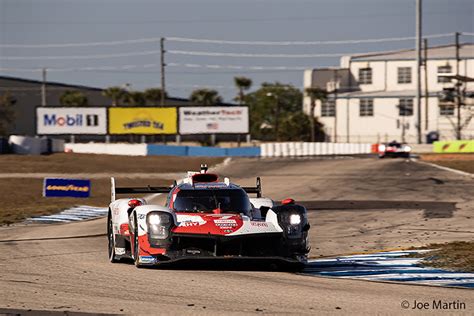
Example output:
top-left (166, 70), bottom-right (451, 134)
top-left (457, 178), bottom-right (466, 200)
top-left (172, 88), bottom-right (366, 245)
top-left (107, 211), bottom-right (119, 263)
top-left (133, 215), bottom-right (143, 268)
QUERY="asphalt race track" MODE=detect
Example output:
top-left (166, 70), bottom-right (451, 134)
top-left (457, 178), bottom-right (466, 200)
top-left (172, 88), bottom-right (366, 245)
top-left (1, 157), bottom-right (473, 315)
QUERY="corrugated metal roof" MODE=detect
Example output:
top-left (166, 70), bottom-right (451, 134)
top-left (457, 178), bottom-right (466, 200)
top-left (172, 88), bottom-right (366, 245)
top-left (350, 43), bottom-right (474, 61)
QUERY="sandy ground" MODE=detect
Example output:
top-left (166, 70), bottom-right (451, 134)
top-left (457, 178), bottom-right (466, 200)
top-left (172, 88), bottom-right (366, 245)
top-left (0, 154), bottom-right (224, 224)
top-left (0, 157), bottom-right (473, 315)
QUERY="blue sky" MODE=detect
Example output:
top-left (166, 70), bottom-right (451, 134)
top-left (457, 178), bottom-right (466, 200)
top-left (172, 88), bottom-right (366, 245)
top-left (1, 0), bottom-right (473, 101)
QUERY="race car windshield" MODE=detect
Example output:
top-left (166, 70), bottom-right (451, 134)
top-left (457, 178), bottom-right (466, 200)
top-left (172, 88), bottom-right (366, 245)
top-left (173, 189), bottom-right (252, 215)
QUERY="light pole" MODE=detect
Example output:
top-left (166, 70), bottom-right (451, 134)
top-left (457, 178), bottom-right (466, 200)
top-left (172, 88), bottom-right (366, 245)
top-left (415, 0), bottom-right (422, 143)
top-left (266, 92), bottom-right (280, 141)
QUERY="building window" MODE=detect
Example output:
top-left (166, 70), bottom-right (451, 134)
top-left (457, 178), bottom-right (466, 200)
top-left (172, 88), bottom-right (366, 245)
top-left (358, 68), bottom-right (372, 84)
top-left (399, 98), bottom-right (413, 116)
top-left (359, 99), bottom-right (374, 117)
top-left (397, 67), bottom-right (412, 84)
top-left (438, 65), bottom-right (452, 83)
top-left (439, 103), bottom-right (455, 116)
top-left (321, 99), bottom-right (336, 117)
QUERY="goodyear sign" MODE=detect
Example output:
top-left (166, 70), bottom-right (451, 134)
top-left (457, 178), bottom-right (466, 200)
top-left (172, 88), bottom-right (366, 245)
top-left (109, 107), bottom-right (177, 134)
top-left (433, 140), bottom-right (474, 153)
top-left (43, 178), bottom-right (91, 198)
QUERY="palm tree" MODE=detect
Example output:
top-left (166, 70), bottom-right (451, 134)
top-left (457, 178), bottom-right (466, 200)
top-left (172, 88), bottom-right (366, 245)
top-left (102, 86), bottom-right (126, 106)
top-left (59, 90), bottom-right (88, 107)
top-left (0, 92), bottom-right (16, 136)
top-left (122, 91), bottom-right (146, 106)
top-left (144, 88), bottom-right (167, 106)
top-left (234, 76), bottom-right (252, 105)
top-left (189, 89), bottom-right (223, 106)
top-left (305, 87), bottom-right (327, 142)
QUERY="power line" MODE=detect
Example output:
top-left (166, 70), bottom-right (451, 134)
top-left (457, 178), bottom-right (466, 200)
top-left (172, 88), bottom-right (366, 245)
top-left (166, 49), bottom-right (404, 58)
top-left (166, 33), bottom-right (453, 46)
top-left (0, 38), bottom-right (162, 48)
top-left (0, 50), bottom-right (161, 61)
top-left (167, 63), bottom-right (310, 70)
top-left (0, 63), bottom-right (320, 72)
top-left (0, 32), bottom-right (460, 49)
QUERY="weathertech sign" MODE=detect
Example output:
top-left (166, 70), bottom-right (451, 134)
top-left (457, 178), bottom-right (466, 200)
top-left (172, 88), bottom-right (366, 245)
top-left (37, 107), bottom-right (107, 134)
top-left (179, 106), bottom-right (249, 134)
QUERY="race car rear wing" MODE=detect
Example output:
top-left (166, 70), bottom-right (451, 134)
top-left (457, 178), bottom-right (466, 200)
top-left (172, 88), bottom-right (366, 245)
top-left (242, 177), bottom-right (262, 198)
top-left (111, 177), bottom-right (173, 202)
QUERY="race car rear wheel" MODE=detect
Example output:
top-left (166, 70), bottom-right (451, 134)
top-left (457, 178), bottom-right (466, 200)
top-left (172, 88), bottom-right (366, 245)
top-left (107, 210), bottom-right (119, 263)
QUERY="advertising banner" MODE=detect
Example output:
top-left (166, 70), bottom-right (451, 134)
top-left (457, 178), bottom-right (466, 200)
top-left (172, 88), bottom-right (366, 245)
top-left (179, 106), bottom-right (249, 134)
top-left (433, 140), bottom-right (474, 153)
top-left (37, 107), bottom-right (107, 135)
top-left (109, 107), bottom-right (177, 134)
top-left (43, 178), bottom-right (91, 198)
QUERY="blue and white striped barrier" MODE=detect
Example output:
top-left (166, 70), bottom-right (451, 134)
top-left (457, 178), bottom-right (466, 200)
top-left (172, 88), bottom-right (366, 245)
top-left (26, 205), bottom-right (108, 224)
top-left (304, 250), bottom-right (474, 288)
top-left (65, 142), bottom-right (372, 157)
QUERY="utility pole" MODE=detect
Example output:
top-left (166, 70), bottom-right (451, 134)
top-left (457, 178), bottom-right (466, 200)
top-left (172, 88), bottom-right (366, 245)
top-left (160, 37), bottom-right (166, 106)
top-left (423, 38), bottom-right (429, 131)
top-left (455, 31), bottom-right (462, 140)
top-left (41, 68), bottom-right (47, 106)
top-left (415, 0), bottom-right (422, 144)
top-left (333, 69), bottom-right (338, 143)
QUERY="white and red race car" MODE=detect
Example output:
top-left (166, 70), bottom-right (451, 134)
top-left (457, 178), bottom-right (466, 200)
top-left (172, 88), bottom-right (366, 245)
top-left (377, 141), bottom-right (412, 158)
top-left (107, 165), bottom-right (310, 269)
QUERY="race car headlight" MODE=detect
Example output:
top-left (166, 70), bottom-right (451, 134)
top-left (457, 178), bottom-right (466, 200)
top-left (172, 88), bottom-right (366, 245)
top-left (403, 145), bottom-right (412, 152)
top-left (148, 213), bottom-right (164, 225)
top-left (378, 144), bottom-right (386, 152)
top-left (289, 214), bottom-right (301, 225)
top-left (147, 212), bottom-right (172, 239)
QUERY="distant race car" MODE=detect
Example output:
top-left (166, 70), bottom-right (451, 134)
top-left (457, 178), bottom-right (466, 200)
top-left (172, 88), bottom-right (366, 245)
top-left (377, 141), bottom-right (411, 158)
top-left (107, 164), bottom-right (310, 268)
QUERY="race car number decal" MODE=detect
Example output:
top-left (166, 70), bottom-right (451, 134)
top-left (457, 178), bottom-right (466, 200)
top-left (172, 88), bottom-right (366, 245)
top-left (214, 219), bottom-right (238, 228)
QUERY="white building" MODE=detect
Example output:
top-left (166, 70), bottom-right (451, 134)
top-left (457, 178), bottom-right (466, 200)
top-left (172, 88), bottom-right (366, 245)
top-left (303, 43), bottom-right (474, 143)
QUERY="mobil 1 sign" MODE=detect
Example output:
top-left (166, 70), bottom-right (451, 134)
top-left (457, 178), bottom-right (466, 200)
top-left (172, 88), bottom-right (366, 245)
top-left (179, 106), bottom-right (249, 134)
top-left (37, 107), bottom-right (107, 135)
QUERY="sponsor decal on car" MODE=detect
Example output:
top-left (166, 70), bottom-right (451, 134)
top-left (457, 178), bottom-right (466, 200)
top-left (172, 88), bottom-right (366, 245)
top-left (115, 247), bottom-right (126, 255)
top-left (139, 256), bottom-right (156, 264)
top-left (180, 221), bottom-right (201, 227)
top-left (250, 222), bottom-right (269, 227)
top-left (214, 219), bottom-right (238, 228)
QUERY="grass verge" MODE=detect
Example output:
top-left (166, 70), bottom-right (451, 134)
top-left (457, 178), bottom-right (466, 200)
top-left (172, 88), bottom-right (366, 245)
top-left (409, 241), bottom-right (474, 272)
top-left (420, 153), bottom-right (474, 174)
top-left (0, 153), bottom-right (224, 174)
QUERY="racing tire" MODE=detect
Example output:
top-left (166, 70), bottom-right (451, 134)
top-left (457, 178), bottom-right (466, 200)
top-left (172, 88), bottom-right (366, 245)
top-left (133, 215), bottom-right (144, 268)
top-left (107, 210), bottom-right (120, 263)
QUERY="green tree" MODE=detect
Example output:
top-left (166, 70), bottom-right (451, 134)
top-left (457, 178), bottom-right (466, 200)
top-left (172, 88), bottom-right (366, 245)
top-left (233, 76), bottom-right (252, 105)
top-left (59, 90), bottom-right (88, 107)
top-left (305, 87), bottom-right (327, 142)
top-left (0, 92), bottom-right (16, 136)
top-left (102, 86), bottom-right (126, 106)
top-left (122, 91), bottom-right (146, 106)
top-left (278, 111), bottom-right (312, 141)
top-left (245, 82), bottom-right (313, 141)
top-left (189, 89), bottom-right (223, 106)
top-left (144, 88), bottom-right (167, 106)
